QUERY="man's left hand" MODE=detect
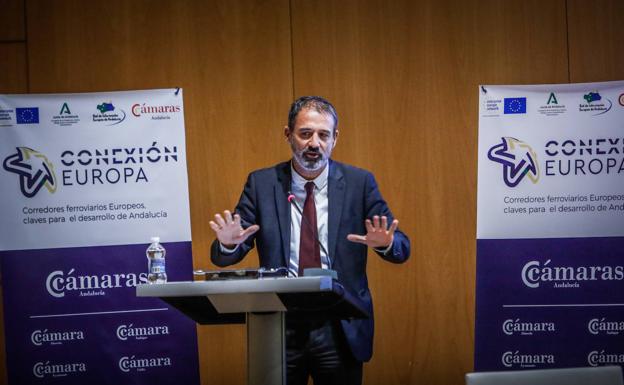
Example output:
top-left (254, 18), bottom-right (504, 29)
top-left (347, 215), bottom-right (398, 249)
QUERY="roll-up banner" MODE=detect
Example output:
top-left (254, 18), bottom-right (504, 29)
top-left (0, 89), bottom-right (199, 384)
top-left (475, 81), bottom-right (624, 370)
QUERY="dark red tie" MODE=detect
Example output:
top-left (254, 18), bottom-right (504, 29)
top-left (298, 181), bottom-right (321, 276)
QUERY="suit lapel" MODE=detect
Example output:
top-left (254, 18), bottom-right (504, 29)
top-left (328, 161), bottom-right (345, 266)
top-left (275, 162), bottom-right (292, 268)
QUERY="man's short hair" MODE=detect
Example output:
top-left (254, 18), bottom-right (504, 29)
top-left (287, 96), bottom-right (338, 133)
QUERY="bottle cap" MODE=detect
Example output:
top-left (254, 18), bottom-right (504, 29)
top-left (150, 236), bottom-right (160, 243)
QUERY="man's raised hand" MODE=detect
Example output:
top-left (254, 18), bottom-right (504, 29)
top-left (346, 215), bottom-right (398, 249)
top-left (209, 210), bottom-right (260, 248)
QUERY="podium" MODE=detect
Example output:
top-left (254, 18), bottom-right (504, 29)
top-left (136, 276), bottom-right (369, 385)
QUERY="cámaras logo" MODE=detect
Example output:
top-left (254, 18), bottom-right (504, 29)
top-left (45, 268), bottom-right (149, 298)
top-left (116, 323), bottom-right (170, 341)
top-left (501, 351), bottom-right (555, 368)
top-left (502, 319), bottom-right (555, 336)
top-left (118, 355), bottom-right (171, 373)
top-left (588, 318), bottom-right (624, 336)
top-left (588, 350), bottom-right (624, 367)
top-left (3, 147), bottom-right (57, 198)
top-left (31, 328), bottom-right (85, 346)
top-left (488, 137), bottom-right (539, 187)
top-left (33, 361), bottom-right (86, 378)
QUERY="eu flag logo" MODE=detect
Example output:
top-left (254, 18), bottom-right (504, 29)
top-left (16, 107), bottom-right (40, 124)
top-left (504, 98), bottom-right (526, 114)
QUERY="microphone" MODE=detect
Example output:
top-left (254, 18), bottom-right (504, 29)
top-left (287, 191), bottom-right (335, 274)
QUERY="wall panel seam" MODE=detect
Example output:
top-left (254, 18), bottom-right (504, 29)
top-left (288, 0), bottom-right (295, 99)
top-left (24, 0), bottom-right (30, 93)
top-left (565, 0), bottom-right (571, 83)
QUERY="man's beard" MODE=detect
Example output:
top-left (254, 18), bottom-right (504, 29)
top-left (291, 146), bottom-right (328, 172)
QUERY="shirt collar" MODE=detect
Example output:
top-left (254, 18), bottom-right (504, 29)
top-left (290, 161), bottom-right (329, 190)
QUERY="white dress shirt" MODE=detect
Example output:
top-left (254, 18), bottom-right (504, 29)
top-left (288, 163), bottom-right (331, 277)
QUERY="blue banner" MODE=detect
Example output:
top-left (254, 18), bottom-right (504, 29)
top-left (476, 81), bottom-right (624, 370)
top-left (0, 89), bottom-right (199, 383)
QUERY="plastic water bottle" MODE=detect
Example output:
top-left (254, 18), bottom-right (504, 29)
top-left (146, 237), bottom-right (167, 284)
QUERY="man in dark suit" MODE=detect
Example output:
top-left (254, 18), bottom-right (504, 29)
top-left (210, 96), bottom-right (410, 385)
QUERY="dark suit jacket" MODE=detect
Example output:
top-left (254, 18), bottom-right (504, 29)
top-left (211, 160), bottom-right (410, 362)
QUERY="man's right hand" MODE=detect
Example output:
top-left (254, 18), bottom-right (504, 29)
top-left (209, 210), bottom-right (260, 248)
